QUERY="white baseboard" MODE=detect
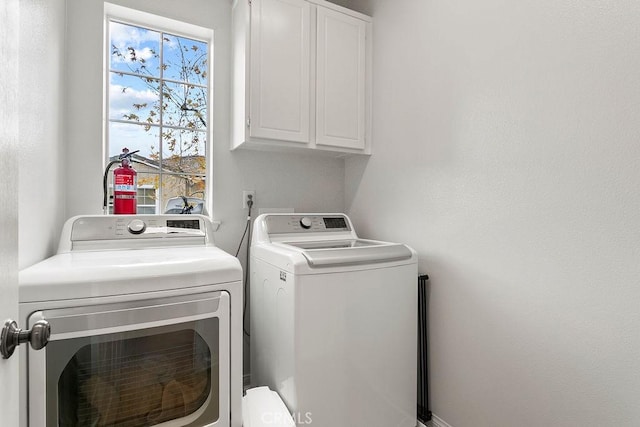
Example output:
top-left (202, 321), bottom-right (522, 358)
top-left (418, 414), bottom-right (454, 427)
top-left (430, 414), bottom-right (454, 427)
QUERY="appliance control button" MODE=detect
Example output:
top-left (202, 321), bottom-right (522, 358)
top-left (127, 219), bottom-right (146, 234)
top-left (300, 217), bottom-right (312, 229)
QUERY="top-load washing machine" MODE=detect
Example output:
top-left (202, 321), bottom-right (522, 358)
top-left (250, 213), bottom-right (418, 427)
top-left (18, 215), bottom-right (243, 427)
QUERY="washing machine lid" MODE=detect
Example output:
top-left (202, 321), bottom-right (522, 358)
top-left (20, 214), bottom-right (241, 303)
top-left (275, 239), bottom-right (413, 268)
top-left (283, 239), bottom-right (378, 250)
top-left (252, 214), bottom-right (415, 269)
top-left (20, 247), bottom-right (241, 303)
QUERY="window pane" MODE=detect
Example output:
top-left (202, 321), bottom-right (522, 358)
top-left (162, 34), bottom-right (208, 84)
top-left (162, 81), bottom-right (207, 129)
top-left (137, 206), bottom-right (156, 214)
top-left (109, 122), bottom-right (160, 160)
top-left (137, 171), bottom-right (159, 193)
top-left (109, 73), bottom-right (160, 125)
top-left (161, 174), bottom-right (206, 212)
top-left (161, 129), bottom-right (206, 174)
top-left (110, 21), bottom-right (161, 77)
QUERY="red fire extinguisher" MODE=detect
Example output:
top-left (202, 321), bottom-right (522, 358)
top-left (113, 148), bottom-right (137, 215)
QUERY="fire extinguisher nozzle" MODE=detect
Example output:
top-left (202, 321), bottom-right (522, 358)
top-left (118, 149), bottom-right (140, 160)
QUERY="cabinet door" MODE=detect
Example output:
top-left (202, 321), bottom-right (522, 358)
top-left (316, 6), bottom-right (367, 150)
top-left (250, 0), bottom-right (311, 143)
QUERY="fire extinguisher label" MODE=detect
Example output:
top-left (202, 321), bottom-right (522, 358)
top-left (114, 174), bottom-right (136, 192)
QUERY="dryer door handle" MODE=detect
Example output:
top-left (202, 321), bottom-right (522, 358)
top-left (0, 319), bottom-right (50, 359)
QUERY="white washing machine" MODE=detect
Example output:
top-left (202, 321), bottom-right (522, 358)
top-left (18, 215), bottom-right (243, 427)
top-left (250, 213), bottom-right (418, 427)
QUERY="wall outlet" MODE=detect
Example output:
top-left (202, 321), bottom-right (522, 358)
top-left (242, 190), bottom-right (256, 208)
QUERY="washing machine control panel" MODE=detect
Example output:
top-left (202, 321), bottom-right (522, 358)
top-left (70, 215), bottom-right (206, 242)
top-left (265, 215), bottom-right (351, 234)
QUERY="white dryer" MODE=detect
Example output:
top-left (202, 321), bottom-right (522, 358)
top-left (250, 213), bottom-right (418, 427)
top-left (19, 215), bottom-right (243, 427)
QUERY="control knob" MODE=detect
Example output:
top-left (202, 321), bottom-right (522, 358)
top-left (299, 217), bottom-right (312, 229)
top-left (128, 219), bottom-right (147, 235)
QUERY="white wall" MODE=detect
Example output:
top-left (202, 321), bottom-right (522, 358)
top-left (19, 0), bottom-right (67, 269)
top-left (345, 0), bottom-right (640, 426)
top-left (64, 0), bottom-right (345, 256)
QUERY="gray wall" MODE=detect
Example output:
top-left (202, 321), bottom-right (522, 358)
top-left (344, 0), bottom-right (640, 426)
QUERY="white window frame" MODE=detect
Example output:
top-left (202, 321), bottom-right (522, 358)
top-left (103, 3), bottom-right (214, 215)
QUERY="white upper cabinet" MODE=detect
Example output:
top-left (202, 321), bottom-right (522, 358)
top-left (250, 0), bottom-right (311, 143)
top-left (232, 0), bottom-right (372, 155)
top-left (316, 6), bottom-right (366, 150)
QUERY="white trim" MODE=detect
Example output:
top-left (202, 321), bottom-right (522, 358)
top-left (306, 0), bottom-right (372, 22)
top-left (417, 415), bottom-right (455, 427)
top-left (104, 3), bottom-right (213, 41)
top-left (430, 414), bottom-right (455, 427)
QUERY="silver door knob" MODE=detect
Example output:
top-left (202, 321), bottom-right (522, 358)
top-left (1, 319), bottom-right (51, 359)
